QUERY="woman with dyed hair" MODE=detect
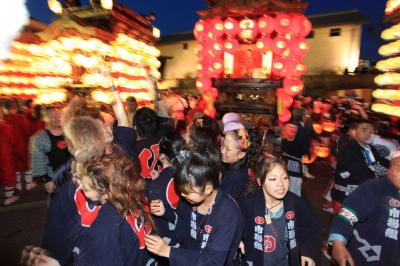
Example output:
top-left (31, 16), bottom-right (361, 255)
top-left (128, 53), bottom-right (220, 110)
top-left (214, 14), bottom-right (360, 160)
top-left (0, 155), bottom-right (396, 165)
top-left (239, 156), bottom-right (321, 266)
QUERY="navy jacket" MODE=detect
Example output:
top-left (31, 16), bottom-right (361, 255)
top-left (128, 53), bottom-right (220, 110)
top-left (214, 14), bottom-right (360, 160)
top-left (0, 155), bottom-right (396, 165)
top-left (239, 191), bottom-right (321, 266)
top-left (167, 190), bottom-right (244, 266)
top-left (330, 177), bottom-right (400, 265)
top-left (145, 167), bottom-right (180, 243)
top-left (220, 159), bottom-right (252, 200)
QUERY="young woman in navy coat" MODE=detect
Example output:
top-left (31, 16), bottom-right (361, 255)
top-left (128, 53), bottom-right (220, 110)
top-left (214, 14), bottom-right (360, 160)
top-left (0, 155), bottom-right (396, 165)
top-left (239, 156), bottom-right (321, 266)
top-left (145, 145), bottom-right (244, 266)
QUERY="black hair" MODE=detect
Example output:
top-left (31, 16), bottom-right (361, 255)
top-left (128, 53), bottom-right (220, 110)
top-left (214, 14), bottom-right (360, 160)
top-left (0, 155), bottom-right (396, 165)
top-left (189, 126), bottom-right (218, 149)
top-left (134, 107), bottom-right (159, 138)
top-left (351, 119), bottom-right (375, 130)
top-left (175, 144), bottom-right (220, 195)
top-left (159, 131), bottom-right (188, 166)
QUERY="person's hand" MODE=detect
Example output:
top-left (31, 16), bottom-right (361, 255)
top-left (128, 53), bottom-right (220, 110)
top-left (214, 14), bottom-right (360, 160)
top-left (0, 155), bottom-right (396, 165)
top-left (150, 199), bottom-right (165, 216)
top-left (44, 181), bottom-right (56, 194)
top-left (332, 240), bottom-right (355, 266)
top-left (21, 246), bottom-right (60, 266)
top-left (239, 241), bottom-right (245, 255)
top-left (144, 235), bottom-right (171, 258)
top-left (301, 256), bottom-right (315, 266)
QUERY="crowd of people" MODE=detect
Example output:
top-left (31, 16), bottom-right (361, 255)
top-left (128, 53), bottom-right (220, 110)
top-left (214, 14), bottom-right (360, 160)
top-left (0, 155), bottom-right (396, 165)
top-left (0, 90), bottom-right (399, 266)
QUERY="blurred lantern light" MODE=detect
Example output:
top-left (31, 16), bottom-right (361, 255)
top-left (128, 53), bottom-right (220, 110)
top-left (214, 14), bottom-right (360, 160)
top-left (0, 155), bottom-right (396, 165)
top-left (278, 109), bottom-right (291, 123)
top-left (223, 38), bottom-right (239, 53)
top-left (381, 24), bottom-right (400, 40)
top-left (322, 121), bottom-right (336, 133)
top-left (196, 77), bottom-right (212, 92)
top-left (224, 17), bottom-right (239, 36)
top-left (239, 18), bottom-right (258, 41)
top-left (373, 89), bottom-right (400, 100)
top-left (210, 17), bottom-right (225, 38)
top-left (291, 14), bottom-right (312, 37)
top-left (283, 77), bottom-right (304, 96)
top-left (272, 57), bottom-right (286, 77)
top-left (194, 20), bottom-right (207, 41)
top-left (291, 38), bottom-right (310, 57)
top-left (48, 0), bottom-right (63, 14)
top-left (256, 36), bottom-right (273, 52)
top-left (315, 145), bottom-right (330, 158)
top-left (312, 123), bottom-right (322, 134)
top-left (372, 103), bottom-right (400, 116)
top-left (258, 15), bottom-right (275, 35)
top-left (302, 154), bottom-right (316, 164)
top-left (286, 60), bottom-right (306, 77)
top-left (273, 37), bottom-right (289, 55)
top-left (100, 0), bottom-right (113, 10)
top-left (274, 13), bottom-right (292, 33)
top-left (152, 27), bottom-right (160, 38)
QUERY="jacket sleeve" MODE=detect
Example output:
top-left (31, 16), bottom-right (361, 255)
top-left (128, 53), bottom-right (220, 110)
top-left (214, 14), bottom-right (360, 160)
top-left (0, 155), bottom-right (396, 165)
top-left (295, 197), bottom-right (322, 263)
top-left (169, 209), bottom-right (243, 266)
top-left (31, 131), bottom-right (52, 181)
top-left (113, 126), bottom-right (137, 159)
top-left (329, 182), bottom-right (379, 244)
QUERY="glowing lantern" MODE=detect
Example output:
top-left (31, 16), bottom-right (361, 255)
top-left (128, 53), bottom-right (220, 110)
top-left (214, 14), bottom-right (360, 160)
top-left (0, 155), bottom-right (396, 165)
top-left (194, 20), bottom-right (207, 41)
top-left (212, 60), bottom-right (224, 76)
top-left (312, 123), bottom-right (322, 134)
top-left (224, 38), bottom-right (240, 53)
top-left (48, 0), bottom-right (63, 14)
top-left (275, 13), bottom-right (292, 33)
top-left (278, 109), bottom-right (291, 123)
top-left (291, 38), bottom-right (310, 57)
top-left (256, 36), bottom-right (273, 52)
top-left (283, 77), bottom-right (304, 96)
top-left (302, 154), bottom-right (316, 164)
top-left (224, 17), bottom-right (239, 36)
top-left (315, 145), bottom-right (330, 158)
top-left (322, 121), bottom-right (336, 133)
top-left (196, 77), bottom-right (212, 92)
top-left (272, 57), bottom-right (287, 77)
top-left (210, 17), bottom-right (225, 38)
top-left (287, 60), bottom-right (306, 77)
top-left (291, 14), bottom-right (312, 37)
top-left (281, 93), bottom-right (293, 108)
top-left (239, 18), bottom-right (258, 41)
top-left (258, 15), bottom-right (275, 35)
top-left (212, 41), bottom-right (224, 56)
top-left (273, 37), bottom-right (289, 56)
top-left (100, 0), bottom-right (113, 10)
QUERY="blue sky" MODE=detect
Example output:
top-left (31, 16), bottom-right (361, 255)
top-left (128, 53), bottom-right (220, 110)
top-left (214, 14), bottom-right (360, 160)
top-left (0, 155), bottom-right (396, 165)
top-left (27, 0), bottom-right (388, 61)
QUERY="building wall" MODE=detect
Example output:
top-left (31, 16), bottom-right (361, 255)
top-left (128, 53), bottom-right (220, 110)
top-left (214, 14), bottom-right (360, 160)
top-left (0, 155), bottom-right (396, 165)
top-left (157, 24), bottom-right (362, 80)
top-left (304, 24), bottom-right (362, 75)
top-left (158, 40), bottom-right (198, 80)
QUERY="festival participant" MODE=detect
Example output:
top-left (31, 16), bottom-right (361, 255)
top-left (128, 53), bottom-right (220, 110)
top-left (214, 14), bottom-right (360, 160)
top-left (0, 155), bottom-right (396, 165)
top-left (220, 125), bottom-right (255, 200)
top-left (145, 145), bottom-right (244, 265)
top-left (146, 131), bottom-right (186, 264)
top-left (23, 154), bottom-right (154, 266)
top-left (31, 107), bottom-right (70, 194)
top-left (329, 152), bottom-right (400, 266)
top-left (239, 156), bottom-right (321, 266)
top-left (0, 108), bottom-right (19, 205)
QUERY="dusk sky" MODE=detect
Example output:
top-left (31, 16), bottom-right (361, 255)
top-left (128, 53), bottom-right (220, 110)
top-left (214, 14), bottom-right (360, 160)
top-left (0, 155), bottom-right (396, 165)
top-left (27, 0), bottom-right (388, 61)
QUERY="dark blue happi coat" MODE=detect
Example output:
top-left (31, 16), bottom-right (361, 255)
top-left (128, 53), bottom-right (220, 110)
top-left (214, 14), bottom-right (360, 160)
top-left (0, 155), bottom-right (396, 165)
top-left (329, 177), bottom-right (400, 265)
top-left (163, 189), bottom-right (244, 266)
top-left (239, 191), bottom-right (321, 266)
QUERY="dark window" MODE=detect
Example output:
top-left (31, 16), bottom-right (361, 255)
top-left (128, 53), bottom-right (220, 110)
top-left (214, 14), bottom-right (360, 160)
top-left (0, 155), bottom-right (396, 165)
top-left (330, 28), bottom-right (341, 37)
top-left (306, 30), bottom-right (314, 39)
top-left (183, 43), bottom-right (188, 50)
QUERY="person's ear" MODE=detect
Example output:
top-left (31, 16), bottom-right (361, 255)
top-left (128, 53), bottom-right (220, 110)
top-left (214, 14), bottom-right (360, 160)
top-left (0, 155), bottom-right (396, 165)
top-left (204, 184), bottom-right (214, 196)
top-left (237, 151), bottom-right (246, 160)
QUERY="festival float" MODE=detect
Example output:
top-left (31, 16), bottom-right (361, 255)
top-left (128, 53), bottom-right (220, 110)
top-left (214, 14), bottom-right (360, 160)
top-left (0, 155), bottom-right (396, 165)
top-left (193, 0), bottom-right (311, 122)
top-left (372, 0), bottom-right (400, 116)
top-left (0, 0), bottom-right (161, 105)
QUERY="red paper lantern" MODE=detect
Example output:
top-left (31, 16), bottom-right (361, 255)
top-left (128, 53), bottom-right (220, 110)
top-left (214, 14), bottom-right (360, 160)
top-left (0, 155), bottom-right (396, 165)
top-left (275, 13), bottom-right (292, 33)
top-left (224, 17), bottom-right (239, 36)
top-left (302, 154), bottom-right (316, 164)
top-left (282, 94), bottom-right (293, 108)
top-left (224, 38), bottom-right (240, 53)
top-left (239, 18), bottom-right (258, 41)
top-left (272, 57), bottom-right (287, 77)
top-left (256, 36), bottom-right (273, 52)
top-left (283, 77), bottom-right (304, 96)
top-left (292, 14), bottom-right (312, 37)
top-left (212, 41), bottom-right (224, 56)
top-left (196, 77), bottom-right (212, 92)
top-left (291, 38), bottom-right (310, 57)
top-left (258, 15), bottom-right (275, 35)
top-left (315, 145), bottom-right (330, 158)
top-left (279, 109), bottom-right (291, 123)
top-left (273, 37), bottom-right (289, 55)
top-left (194, 20), bottom-right (207, 41)
top-left (212, 60), bottom-right (224, 76)
top-left (286, 60), bottom-right (306, 77)
top-left (312, 123), bottom-right (322, 134)
top-left (209, 17), bottom-right (225, 39)
top-left (322, 121), bottom-right (336, 133)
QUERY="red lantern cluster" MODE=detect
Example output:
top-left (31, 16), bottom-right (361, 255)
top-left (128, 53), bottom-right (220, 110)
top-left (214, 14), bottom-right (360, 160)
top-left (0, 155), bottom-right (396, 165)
top-left (193, 13), bottom-right (312, 119)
